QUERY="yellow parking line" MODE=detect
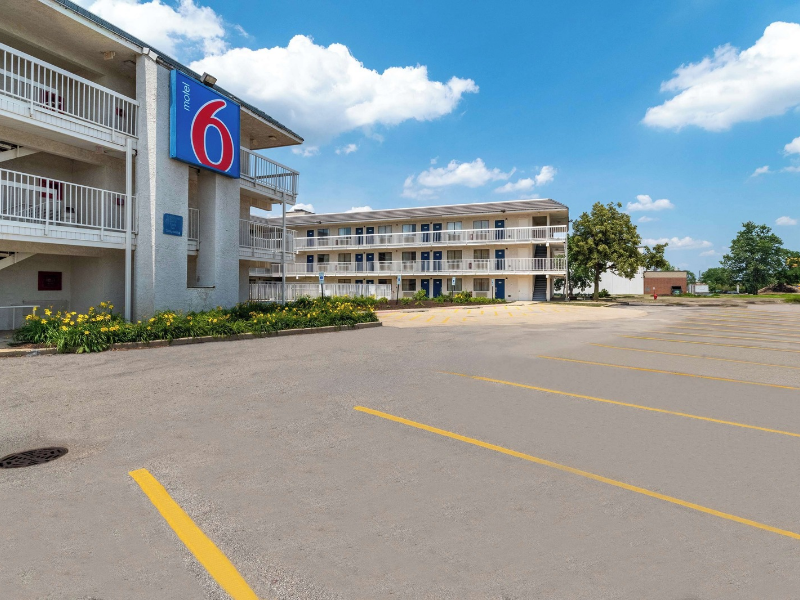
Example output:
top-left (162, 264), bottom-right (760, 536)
top-left (681, 319), bottom-right (800, 333)
top-left (668, 325), bottom-right (800, 339)
top-left (538, 355), bottom-right (800, 391)
top-left (653, 330), bottom-right (800, 345)
top-left (442, 316), bottom-right (450, 323)
top-left (494, 310), bottom-right (498, 316)
top-left (426, 316), bottom-right (435, 322)
top-left (462, 317), bottom-right (468, 322)
top-left (409, 315), bottom-right (421, 321)
top-left (129, 469), bottom-right (258, 600)
top-left (623, 335), bottom-right (800, 355)
top-left (480, 310), bottom-right (485, 315)
top-left (589, 344), bottom-right (800, 370)
top-left (354, 406), bottom-right (800, 541)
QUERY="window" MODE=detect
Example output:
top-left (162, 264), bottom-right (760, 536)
top-left (473, 220), bottom-right (489, 230)
top-left (378, 252), bottom-right (393, 262)
top-left (402, 279), bottom-right (417, 292)
top-left (402, 251), bottom-right (417, 262)
top-left (317, 228), bottom-right (329, 237)
top-left (474, 278), bottom-right (490, 292)
top-left (378, 278), bottom-right (390, 285)
top-left (474, 249), bottom-right (489, 260)
top-left (339, 279), bottom-right (352, 284)
top-left (447, 278), bottom-right (463, 292)
top-left (446, 221), bottom-right (462, 230)
top-left (338, 253), bottom-right (351, 263)
top-left (446, 250), bottom-right (462, 260)
top-left (377, 225), bottom-right (392, 234)
top-left (402, 224), bottom-right (417, 233)
top-left (338, 227), bottom-right (351, 236)
top-left (38, 271), bottom-right (62, 291)
top-left (317, 254), bottom-right (330, 263)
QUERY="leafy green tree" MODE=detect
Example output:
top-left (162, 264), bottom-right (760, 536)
top-left (686, 271), bottom-right (697, 285)
top-left (721, 222), bottom-right (785, 294)
top-left (554, 258), bottom-right (592, 297)
top-left (640, 243), bottom-right (673, 271)
top-left (569, 202), bottom-right (642, 300)
top-left (776, 250), bottom-right (800, 286)
top-left (700, 267), bottom-right (732, 293)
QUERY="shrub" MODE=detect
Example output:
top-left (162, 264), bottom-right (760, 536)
top-left (598, 289), bottom-right (611, 298)
top-left (400, 297), bottom-right (412, 306)
top-left (433, 295), bottom-right (447, 303)
top-left (413, 289), bottom-right (428, 302)
top-left (453, 290), bottom-right (473, 303)
top-left (785, 296), bottom-right (800, 303)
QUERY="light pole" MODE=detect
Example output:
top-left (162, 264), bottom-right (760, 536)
top-left (565, 219), bottom-right (573, 302)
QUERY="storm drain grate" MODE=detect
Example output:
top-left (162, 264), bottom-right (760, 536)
top-left (0, 447), bottom-right (68, 469)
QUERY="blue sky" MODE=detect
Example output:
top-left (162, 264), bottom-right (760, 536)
top-left (78, 0), bottom-right (800, 273)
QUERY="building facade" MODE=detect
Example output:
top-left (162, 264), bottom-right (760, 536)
top-left (643, 271), bottom-right (688, 297)
top-left (0, 0), bottom-right (300, 326)
top-left (255, 200), bottom-right (569, 301)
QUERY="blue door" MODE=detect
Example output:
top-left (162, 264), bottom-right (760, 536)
top-left (355, 253), bottom-right (364, 272)
top-left (420, 279), bottom-right (431, 297)
top-left (306, 229), bottom-right (315, 247)
top-left (433, 278), bottom-right (443, 297)
top-left (433, 250), bottom-right (442, 271)
top-left (366, 252), bottom-right (375, 272)
top-left (421, 251), bottom-right (430, 272)
top-left (356, 227), bottom-right (364, 245)
top-left (433, 222), bottom-right (442, 242)
top-left (306, 254), bottom-right (314, 273)
top-left (495, 249), bottom-right (505, 270)
top-left (421, 223), bottom-right (430, 243)
top-left (494, 219), bottom-right (505, 240)
top-left (366, 226), bottom-right (374, 244)
top-left (495, 278), bottom-right (505, 299)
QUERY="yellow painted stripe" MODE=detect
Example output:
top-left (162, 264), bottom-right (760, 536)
top-left (439, 371), bottom-right (800, 438)
top-left (623, 335), bottom-right (800, 354)
top-left (442, 316), bottom-right (450, 323)
top-left (589, 343), bottom-right (800, 370)
top-left (653, 330), bottom-right (800, 345)
top-left (409, 315), bottom-right (421, 321)
top-left (668, 325), bottom-right (800, 339)
top-left (706, 313), bottom-right (800, 324)
top-left (684, 316), bottom-right (800, 327)
top-left (426, 316), bottom-right (435, 322)
top-left (353, 406), bottom-right (800, 540)
top-left (537, 355), bottom-right (800, 391)
top-left (681, 319), bottom-right (800, 333)
top-left (129, 469), bottom-right (259, 600)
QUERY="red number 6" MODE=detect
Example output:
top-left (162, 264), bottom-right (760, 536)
top-left (191, 99), bottom-right (235, 172)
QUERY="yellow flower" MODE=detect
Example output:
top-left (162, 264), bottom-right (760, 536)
top-left (84, 330), bottom-right (90, 335)
top-left (44, 309), bottom-right (52, 316)
top-left (61, 326), bottom-right (68, 331)
top-left (100, 302), bottom-right (107, 308)
top-left (70, 321), bottom-right (75, 326)
top-left (101, 327), bottom-right (108, 332)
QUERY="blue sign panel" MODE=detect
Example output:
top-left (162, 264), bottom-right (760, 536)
top-left (170, 70), bottom-right (240, 178)
top-left (163, 213), bottom-right (183, 237)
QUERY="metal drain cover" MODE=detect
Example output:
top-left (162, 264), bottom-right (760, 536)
top-left (0, 447), bottom-right (68, 469)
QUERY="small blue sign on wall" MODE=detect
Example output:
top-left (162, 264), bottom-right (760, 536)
top-left (163, 213), bottom-right (183, 237)
top-left (170, 70), bottom-right (241, 178)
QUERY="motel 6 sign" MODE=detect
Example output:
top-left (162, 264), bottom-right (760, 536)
top-left (170, 70), bottom-right (241, 178)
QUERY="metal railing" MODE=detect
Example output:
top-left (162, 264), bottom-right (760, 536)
top-left (239, 219), bottom-right (294, 254)
top-left (294, 225), bottom-right (567, 250)
top-left (188, 208), bottom-right (199, 242)
top-left (276, 257), bottom-right (566, 276)
top-left (0, 305), bottom-right (38, 330)
top-left (0, 168), bottom-right (136, 233)
top-left (240, 148), bottom-right (298, 200)
top-left (0, 42), bottom-right (138, 137)
top-left (250, 282), bottom-right (392, 302)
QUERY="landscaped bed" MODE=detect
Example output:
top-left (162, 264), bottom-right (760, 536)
top-left (13, 297), bottom-right (379, 353)
top-left (375, 290), bottom-right (507, 310)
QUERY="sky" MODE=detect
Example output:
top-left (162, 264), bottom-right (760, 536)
top-left (75, 0), bottom-right (800, 273)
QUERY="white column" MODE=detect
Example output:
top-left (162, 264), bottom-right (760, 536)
top-left (281, 200), bottom-right (286, 304)
top-left (124, 137), bottom-right (133, 321)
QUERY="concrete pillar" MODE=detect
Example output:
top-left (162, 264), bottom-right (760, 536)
top-left (239, 262), bottom-right (250, 303)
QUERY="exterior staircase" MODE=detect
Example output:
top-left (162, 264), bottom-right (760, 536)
top-left (0, 252), bottom-right (34, 271)
top-left (533, 244), bottom-right (548, 301)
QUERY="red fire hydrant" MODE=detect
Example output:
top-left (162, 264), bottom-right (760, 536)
top-left (654, 292), bottom-right (658, 300)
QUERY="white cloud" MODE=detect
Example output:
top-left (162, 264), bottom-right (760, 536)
top-left (627, 194), bottom-right (675, 212)
top-left (191, 35), bottom-right (478, 146)
top-left (495, 166), bottom-right (556, 193)
top-left (345, 206), bottom-right (373, 212)
top-left (336, 143), bottom-right (359, 155)
top-left (643, 236), bottom-right (713, 249)
top-left (74, 0), bottom-right (227, 57)
top-left (430, 157), bottom-right (438, 165)
top-left (700, 249), bottom-right (719, 256)
top-left (638, 215), bottom-right (658, 223)
top-left (644, 22), bottom-right (800, 131)
top-left (751, 165), bottom-right (771, 177)
top-left (292, 146), bottom-right (319, 157)
top-left (785, 136), bottom-right (800, 154)
top-left (401, 175), bottom-right (438, 200)
top-left (416, 158), bottom-right (513, 188)
top-left (782, 165), bottom-right (800, 172)
top-left (776, 215), bottom-right (798, 225)
top-left (534, 165), bottom-right (556, 185)
top-left (290, 203), bottom-right (315, 213)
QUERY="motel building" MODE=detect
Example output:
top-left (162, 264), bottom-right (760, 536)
top-left (252, 199), bottom-right (569, 302)
top-left (0, 0), bottom-right (301, 327)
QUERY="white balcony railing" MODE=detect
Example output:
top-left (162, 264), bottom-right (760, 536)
top-left (239, 219), bottom-right (295, 258)
top-left (277, 257), bottom-right (566, 276)
top-left (294, 225), bottom-right (567, 250)
top-left (0, 42), bottom-right (138, 140)
top-left (250, 282), bottom-right (392, 302)
top-left (188, 208), bottom-right (199, 242)
top-left (0, 167), bottom-right (135, 235)
top-left (240, 148), bottom-right (298, 202)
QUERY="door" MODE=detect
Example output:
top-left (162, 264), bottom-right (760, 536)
top-left (421, 223), bottom-right (430, 243)
top-left (366, 252), bottom-right (375, 272)
top-left (433, 278), bottom-right (443, 297)
top-left (494, 249), bottom-right (505, 270)
top-left (306, 229), bottom-right (315, 248)
top-left (494, 278), bottom-right (505, 299)
top-left (355, 253), bottom-right (364, 272)
top-left (420, 279), bottom-right (431, 298)
top-left (421, 251), bottom-right (430, 272)
top-left (356, 227), bottom-right (364, 245)
top-left (306, 254), bottom-right (314, 273)
top-left (433, 250), bottom-right (442, 271)
top-left (366, 226), bottom-right (374, 245)
top-left (433, 222), bottom-right (442, 242)
top-left (494, 219), bottom-right (505, 240)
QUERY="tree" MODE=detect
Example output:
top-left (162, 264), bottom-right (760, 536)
top-left (775, 250), bottom-right (800, 287)
top-left (700, 267), bottom-right (732, 293)
top-left (686, 271), bottom-right (697, 285)
top-left (569, 202), bottom-right (642, 300)
top-left (721, 222), bottom-right (785, 294)
top-left (640, 243), bottom-right (673, 271)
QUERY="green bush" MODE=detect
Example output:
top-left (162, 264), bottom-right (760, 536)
top-left (412, 289), bottom-right (428, 302)
top-left (400, 297), bottom-right (412, 305)
top-left (453, 290), bottom-right (472, 303)
top-left (433, 295), bottom-right (447, 303)
top-left (598, 289), bottom-right (611, 298)
top-left (14, 297), bottom-right (379, 354)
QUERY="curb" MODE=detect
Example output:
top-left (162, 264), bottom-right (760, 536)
top-left (0, 321), bottom-right (382, 358)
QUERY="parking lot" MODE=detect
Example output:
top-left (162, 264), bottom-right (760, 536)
top-left (2, 304), bottom-right (800, 599)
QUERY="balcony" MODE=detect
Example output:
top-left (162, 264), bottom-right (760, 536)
top-left (0, 167), bottom-right (135, 247)
top-left (240, 148), bottom-right (298, 205)
top-left (250, 282), bottom-right (393, 302)
top-left (294, 225), bottom-right (567, 251)
top-left (276, 257), bottom-right (566, 276)
top-left (0, 43), bottom-right (138, 151)
top-left (239, 219), bottom-right (294, 261)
